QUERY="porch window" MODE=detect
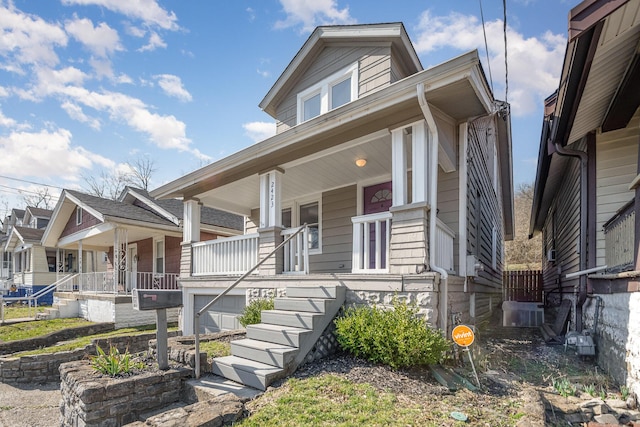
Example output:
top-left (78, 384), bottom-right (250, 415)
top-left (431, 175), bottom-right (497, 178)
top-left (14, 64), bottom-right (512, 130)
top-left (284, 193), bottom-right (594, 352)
top-left (296, 62), bottom-right (358, 124)
top-left (76, 207), bottom-right (83, 225)
top-left (154, 239), bottom-right (165, 274)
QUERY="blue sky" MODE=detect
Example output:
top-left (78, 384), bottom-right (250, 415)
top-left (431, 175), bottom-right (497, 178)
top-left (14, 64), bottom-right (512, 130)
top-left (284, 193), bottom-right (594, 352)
top-left (0, 0), bottom-right (580, 212)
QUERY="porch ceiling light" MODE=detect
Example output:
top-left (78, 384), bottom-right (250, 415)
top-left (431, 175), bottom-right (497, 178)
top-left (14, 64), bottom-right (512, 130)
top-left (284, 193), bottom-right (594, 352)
top-left (355, 158), bottom-right (367, 167)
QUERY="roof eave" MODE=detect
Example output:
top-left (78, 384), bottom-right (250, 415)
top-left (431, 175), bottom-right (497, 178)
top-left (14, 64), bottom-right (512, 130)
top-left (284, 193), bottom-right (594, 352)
top-left (152, 50), bottom-right (483, 200)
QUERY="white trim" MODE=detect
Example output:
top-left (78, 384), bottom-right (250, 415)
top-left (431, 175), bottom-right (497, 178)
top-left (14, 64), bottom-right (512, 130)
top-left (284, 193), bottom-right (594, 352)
top-left (153, 237), bottom-right (165, 275)
top-left (76, 207), bottom-right (83, 226)
top-left (296, 62), bottom-right (359, 125)
top-left (458, 122), bottom-right (469, 279)
top-left (57, 222), bottom-right (116, 247)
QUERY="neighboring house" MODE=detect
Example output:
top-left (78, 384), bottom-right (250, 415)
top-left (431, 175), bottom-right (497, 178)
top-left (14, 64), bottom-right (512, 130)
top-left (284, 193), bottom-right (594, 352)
top-left (3, 207), bottom-right (54, 294)
top-left (0, 209), bottom-right (25, 288)
top-left (39, 187), bottom-right (244, 326)
top-left (530, 0), bottom-right (640, 399)
top-left (152, 23), bottom-right (514, 338)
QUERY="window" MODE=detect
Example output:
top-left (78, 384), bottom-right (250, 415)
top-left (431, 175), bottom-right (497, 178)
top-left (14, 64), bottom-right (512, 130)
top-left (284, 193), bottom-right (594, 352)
top-left (154, 239), bottom-right (165, 274)
top-left (76, 207), bottom-right (83, 225)
top-left (281, 198), bottom-right (321, 253)
top-left (296, 63), bottom-right (358, 124)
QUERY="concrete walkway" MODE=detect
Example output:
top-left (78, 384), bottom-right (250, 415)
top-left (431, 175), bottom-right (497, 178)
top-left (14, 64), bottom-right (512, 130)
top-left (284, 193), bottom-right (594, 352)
top-left (0, 381), bottom-right (60, 427)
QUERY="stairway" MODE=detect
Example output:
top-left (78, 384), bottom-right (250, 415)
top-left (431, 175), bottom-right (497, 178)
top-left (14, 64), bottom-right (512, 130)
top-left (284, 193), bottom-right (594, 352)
top-left (211, 284), bottom-right (345, 390)
top-left (38, 296), bottom-right (79, 320)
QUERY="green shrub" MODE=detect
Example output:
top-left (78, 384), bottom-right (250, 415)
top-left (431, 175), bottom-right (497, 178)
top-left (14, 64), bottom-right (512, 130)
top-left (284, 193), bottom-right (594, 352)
top-left (239, 297), bottom-right (274, 327)
top-left (334, 299), bottom-right (449, 369)
top-left (91, 345), bottom-right (143, 376)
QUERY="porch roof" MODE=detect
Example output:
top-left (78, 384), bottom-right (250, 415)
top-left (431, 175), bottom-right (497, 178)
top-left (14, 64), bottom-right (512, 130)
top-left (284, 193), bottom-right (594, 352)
top-left (530, 0), bottom-right (640, 234)
top-left (151, 50), bottom-right (499, 215)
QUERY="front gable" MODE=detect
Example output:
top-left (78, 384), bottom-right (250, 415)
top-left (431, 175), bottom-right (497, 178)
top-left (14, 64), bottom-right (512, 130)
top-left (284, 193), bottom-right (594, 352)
top-left (60, 205), bottom-right (102, 239)
top-left (261, 23), bottom-right (422, 133)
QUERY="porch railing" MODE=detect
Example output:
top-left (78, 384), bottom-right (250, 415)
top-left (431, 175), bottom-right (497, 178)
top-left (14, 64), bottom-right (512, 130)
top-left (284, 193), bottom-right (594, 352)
top-left (281, 226), bottom-right (310, 274)
top-left (435, 218), bottom-right (456, 272)
top-left (58, 271), bottom-right (180, 294)
top-left (192, 233), bottom-right (259, 276)
top-left (351, 212), bottom-right (392, 273)
top-left (603, 199), bottom-right (635, 272)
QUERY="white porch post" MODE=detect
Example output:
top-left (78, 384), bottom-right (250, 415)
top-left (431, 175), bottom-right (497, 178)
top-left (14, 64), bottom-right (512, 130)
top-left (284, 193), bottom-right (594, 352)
top-left (258, 169), bottom-right (284, 275)
top-left (78, 240), bottom-right (83, 275)
top-left (412, 120), bottom-right (429, 204)
top-left (391, 128), bottom-right (408, 207)
top-left (181, 198), bottom-right (201, 278)
top-left (56, 248), bottom-right (60, 281)
top-left (388, 120), bottom-right (430, 275)
top-left (259, 170), bottom-right (282, 228)
top-left (183, 199), bottom-right (201, 244)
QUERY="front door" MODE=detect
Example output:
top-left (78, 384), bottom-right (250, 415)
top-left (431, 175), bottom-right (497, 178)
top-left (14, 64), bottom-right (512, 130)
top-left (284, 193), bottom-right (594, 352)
top-left (127, 245), bottom-right (137, 291)
top-left (363, 182), bottom-right (392, 269)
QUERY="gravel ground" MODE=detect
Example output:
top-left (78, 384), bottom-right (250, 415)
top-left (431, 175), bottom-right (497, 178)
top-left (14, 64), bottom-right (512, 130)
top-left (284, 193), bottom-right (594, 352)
top-left (0, 381), bottom-right (60, 427)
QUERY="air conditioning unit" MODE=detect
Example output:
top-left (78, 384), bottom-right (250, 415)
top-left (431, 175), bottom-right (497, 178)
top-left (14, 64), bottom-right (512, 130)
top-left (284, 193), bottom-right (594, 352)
top-left (547, 249), bottom-right (556, 262)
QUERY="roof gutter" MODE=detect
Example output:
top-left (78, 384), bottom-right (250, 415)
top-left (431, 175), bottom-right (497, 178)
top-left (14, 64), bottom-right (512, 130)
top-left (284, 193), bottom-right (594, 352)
top-left (417, 82), bottom-right (449, 334)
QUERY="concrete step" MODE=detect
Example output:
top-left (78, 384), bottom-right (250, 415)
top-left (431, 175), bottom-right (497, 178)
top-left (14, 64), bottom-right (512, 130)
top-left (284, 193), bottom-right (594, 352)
top-left (286, 285), bottom-right (339, 299)
top-left (274, 297), bottom-right (328, 313)
top-left (260, 309), bottom-right (323, 329)
top-left (245, 323), bottom-right (311, 347)
top-left (231, 338), bottom-right (297, 368)
top-left (182, 374), bottom-right (263, 404)
top-left (211, 355), bottom-right (283, 391)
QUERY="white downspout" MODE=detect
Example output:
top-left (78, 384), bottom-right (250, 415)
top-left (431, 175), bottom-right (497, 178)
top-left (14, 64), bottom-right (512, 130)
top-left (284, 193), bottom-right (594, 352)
top-left (417, 83), bottom-right (449, 335)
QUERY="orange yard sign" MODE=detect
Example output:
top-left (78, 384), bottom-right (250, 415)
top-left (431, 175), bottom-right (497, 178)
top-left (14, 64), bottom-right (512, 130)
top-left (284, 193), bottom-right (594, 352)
top-left (451, 325), bottom-right (475, 347)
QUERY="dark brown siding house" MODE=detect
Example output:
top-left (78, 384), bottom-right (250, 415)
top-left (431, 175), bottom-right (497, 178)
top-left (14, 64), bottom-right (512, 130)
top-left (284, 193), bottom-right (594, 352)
top-left (530, 0), bottom-right (640, 401)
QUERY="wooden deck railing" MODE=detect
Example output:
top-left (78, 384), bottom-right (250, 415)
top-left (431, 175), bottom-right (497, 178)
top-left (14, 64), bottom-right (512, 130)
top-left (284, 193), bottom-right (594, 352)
top-left (603, 199), bottom-right (635, 272)
top-left (435, 218), bottom-right (456, 272)
top-left (351, 212), bottom-right (392, 273)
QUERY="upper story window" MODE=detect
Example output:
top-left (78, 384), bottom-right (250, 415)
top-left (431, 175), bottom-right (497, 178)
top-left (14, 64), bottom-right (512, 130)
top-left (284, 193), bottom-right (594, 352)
top-left (296, 63), bottom-right (358, 124)
top-left (76, 207), bottom-right (83, 225)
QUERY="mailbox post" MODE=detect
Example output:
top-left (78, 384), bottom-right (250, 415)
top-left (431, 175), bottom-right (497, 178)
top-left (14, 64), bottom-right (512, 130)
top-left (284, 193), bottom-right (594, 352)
top-left (133, 289), bottom-right (182, 370)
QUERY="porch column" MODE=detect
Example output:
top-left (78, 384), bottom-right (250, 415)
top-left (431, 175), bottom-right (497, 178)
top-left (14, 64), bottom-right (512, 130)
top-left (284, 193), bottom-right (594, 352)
top-left (258, 169), bottom-right (284, 275)
top-left (78, 240), bottom-right (83, 274)
top-left (113, 228), bottom-right (127, 293)
top-left (389, 120), bottom-right (430, 274)
top-left (181, 199), bottom-right (201, 278)
top-left (56, 248), bottom-right (60, 281)
top-left (391, 127), bottom-right (408, 207)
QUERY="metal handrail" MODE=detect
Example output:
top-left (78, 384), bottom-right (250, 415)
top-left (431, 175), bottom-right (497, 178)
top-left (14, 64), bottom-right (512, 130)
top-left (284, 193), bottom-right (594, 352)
top-left (194, 224), bottom-right (308, 378)
top-left (0, 273), bottom-right (79, 323)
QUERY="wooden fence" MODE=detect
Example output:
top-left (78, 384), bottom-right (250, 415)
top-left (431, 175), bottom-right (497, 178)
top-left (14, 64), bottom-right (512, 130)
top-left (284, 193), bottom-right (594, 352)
top-left (503, 270), bottom-right (543, 302)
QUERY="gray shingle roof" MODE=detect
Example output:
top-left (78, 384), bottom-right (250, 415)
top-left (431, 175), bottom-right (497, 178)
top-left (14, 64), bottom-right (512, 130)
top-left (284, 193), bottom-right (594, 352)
top-left (26, 207), bottom-right (53, 218)
top-left (14, 226), bottom-right (45, 242)
top-left (127, 187), bottom-right (244, 231)
top-left (66, 190), bottom-right (176, 227)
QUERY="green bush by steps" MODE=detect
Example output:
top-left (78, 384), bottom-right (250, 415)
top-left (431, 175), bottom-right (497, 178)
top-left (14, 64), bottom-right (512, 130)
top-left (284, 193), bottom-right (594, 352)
top-left (334, 299), bottom-right (449, 369)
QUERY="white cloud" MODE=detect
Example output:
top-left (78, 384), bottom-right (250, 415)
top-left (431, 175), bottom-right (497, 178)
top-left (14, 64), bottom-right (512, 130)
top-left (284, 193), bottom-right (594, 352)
top-left (413, 11), bottom-right (566, 116)
top-left (61, 0), bottom-right (179, 31)
top-left (0, 109), bottom-right (29, 130)
top-left (0, 128), bottom-right (114, 180)
top-left (153, 74), bottom-right (192, 102)
top-left (126, 25), bottom-right (146, 38)
top-left (0, 86), bottom-right (9, 97)
top-left (61, 101), bottom-right (101, 129)
top-left (257, 69), bottom-right (270, 78)
top-left (138, 31), bottom-right (167, 52)
top-left (64, 16), bottom-right (123, 58)
top-left (243, 121), bottom-right (276, 143)
top-left (275, 0), bottom-right (356, 33)
top-left (0, 4), bottom-right (68, 69)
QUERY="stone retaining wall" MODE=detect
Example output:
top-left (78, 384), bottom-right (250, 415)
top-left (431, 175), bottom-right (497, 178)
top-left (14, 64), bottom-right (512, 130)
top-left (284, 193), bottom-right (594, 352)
top-left (0, 322), bottom-right (114, 355)
top-left (60, 360), bottom-right (192, 427)
top-left (0, 331), bottom-right (180, 384)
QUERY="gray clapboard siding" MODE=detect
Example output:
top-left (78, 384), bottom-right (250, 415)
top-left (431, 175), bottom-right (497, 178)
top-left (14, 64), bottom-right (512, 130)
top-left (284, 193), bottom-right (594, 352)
top-left (309, 185), bottom-right (356, 273)
top-left (438, 165), bottom-right (460, 272)
top-left (595, 114), bottom-right (639, 266)
top-left (275, 46), bottom-right (393, 132)
top-left (466, 115), bottom-right (504, 308)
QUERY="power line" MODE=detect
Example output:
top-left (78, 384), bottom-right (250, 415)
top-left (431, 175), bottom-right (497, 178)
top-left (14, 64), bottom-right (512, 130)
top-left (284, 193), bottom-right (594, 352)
top-left (0, 175), bottom-right (65, 190)
top-left (503, 0), bottom-right (509, 103)
top-left (478, 0), bottom-right (494, 94)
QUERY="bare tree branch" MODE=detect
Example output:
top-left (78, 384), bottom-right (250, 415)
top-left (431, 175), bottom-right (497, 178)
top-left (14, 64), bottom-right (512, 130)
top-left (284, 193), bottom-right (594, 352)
top-left (22, 187), bottom-right (54, 209)
top-left (82, 156), bottom-right (157, 200)
top-left (126, 155), bottom-right (156, 190)
top-left (505, 182), bottom-right (542, 270)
